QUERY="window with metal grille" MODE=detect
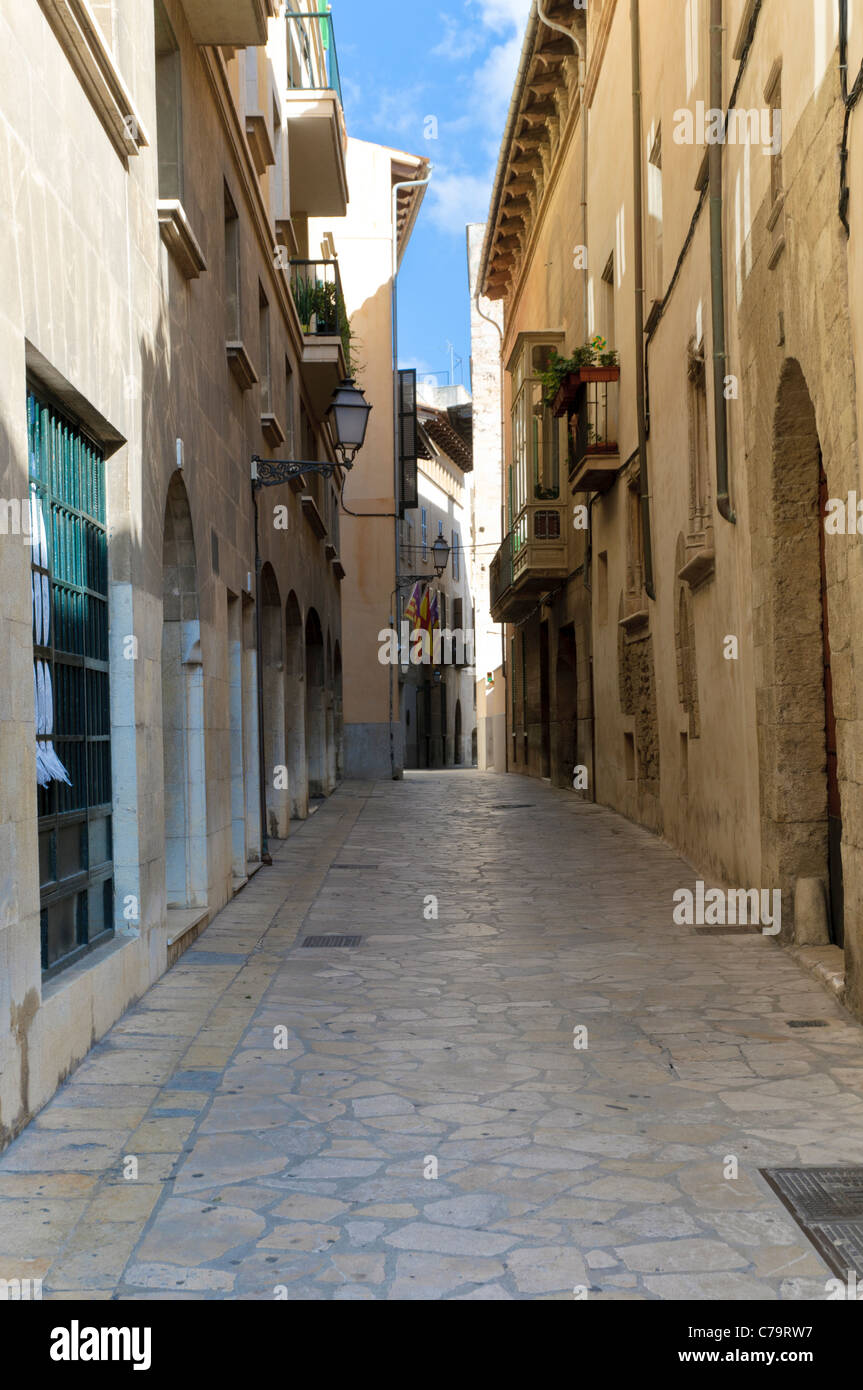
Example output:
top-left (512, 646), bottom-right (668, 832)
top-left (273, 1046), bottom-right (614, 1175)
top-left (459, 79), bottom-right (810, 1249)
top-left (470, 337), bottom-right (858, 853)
top-left (28, 389), bottom-right (113, 976)
top-left (452, 530), bottom-right (460, 580)
top-left (534, 509), bottom-right (561, 540)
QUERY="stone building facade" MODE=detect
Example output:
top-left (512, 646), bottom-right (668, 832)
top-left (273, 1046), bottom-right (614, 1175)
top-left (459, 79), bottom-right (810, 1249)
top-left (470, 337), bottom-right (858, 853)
top-left (479, 0), bottom-right (863, 1014)
top-left (466, 224), bottom-right (506, 774)
top-left (0, 0), bottom-right (357, 1147)
top-left (401, 385), bottom-right (476, 770)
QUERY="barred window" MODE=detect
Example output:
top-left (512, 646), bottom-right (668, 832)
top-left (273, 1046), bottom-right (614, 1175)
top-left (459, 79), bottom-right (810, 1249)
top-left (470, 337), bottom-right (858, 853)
top-left (28, 389), bottom-right (113, 976)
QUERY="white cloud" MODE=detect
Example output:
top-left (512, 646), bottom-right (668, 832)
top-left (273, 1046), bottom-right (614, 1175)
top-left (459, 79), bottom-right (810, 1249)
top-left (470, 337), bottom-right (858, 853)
top-left (475, 33), bottom-right (524, 132)
top-left (427, 169), bottom-right (495, 235)
top-left (472, 0), bottom-right (533, 34)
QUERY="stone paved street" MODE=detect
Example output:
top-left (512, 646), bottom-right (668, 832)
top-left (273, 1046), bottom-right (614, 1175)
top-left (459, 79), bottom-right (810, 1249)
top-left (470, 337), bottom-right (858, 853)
top-left (3, 771), bottom-right (863, 1301)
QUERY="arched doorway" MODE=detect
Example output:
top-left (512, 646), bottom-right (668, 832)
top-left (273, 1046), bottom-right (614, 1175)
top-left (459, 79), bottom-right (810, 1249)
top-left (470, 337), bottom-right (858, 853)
top-left (333, 642), bottom-right (344, 781)
top-left (161, 473), bottom-right (207, 907)
top-left (285, 592), bottom-right (307, 819)
top-left (454, 700), bottom-right (463, 764)
top-left (758, 359), bottom-right (843, 944)
top-left (553, 624), bottom-right (578, 790)
top-left (261, 564), bottom-right (288, 840)
top-left (305, 608), bottom-right (326, 799)
top-left (325, 634), bottom-right (336, 793)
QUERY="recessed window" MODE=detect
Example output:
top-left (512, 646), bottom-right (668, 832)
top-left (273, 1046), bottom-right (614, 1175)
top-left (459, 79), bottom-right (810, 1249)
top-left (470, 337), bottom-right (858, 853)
top-left (259, 284), bottom-right (271, 414)
top-left (155, 0), bottom-right (183, 201)
top-left (224, 184), bottom-right (241, 340)
top-left (28, 389), bottom-right (113, 976)
top-left (624, 732), bottom-right (636, 782)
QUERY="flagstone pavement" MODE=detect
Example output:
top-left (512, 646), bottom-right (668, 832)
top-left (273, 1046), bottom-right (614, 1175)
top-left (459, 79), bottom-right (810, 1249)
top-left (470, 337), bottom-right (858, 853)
top-left (3, 771), bottom-right (863, 1301)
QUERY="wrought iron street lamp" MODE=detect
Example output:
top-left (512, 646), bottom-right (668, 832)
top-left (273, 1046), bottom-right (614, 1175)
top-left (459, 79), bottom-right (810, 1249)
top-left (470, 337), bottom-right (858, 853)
top-left (252, 377), bottom-right (372, 487)
top-left (251, 377), bottom-right (371, 866)
top-left (431, 524), bottom-right (451, 577)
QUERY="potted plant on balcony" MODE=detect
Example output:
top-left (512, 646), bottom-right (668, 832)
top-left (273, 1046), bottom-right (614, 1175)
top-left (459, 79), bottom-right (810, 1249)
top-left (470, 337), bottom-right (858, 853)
top-left (313, 280), bottom-right (338, 335)
top-left (540, 336), bottom-right (620, 417)
top-left (293, 275), bottom-right (317, 333)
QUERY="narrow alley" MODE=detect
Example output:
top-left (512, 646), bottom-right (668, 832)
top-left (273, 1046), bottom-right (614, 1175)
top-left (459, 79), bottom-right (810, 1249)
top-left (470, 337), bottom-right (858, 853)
top-left (2, 772), bottom-right (860, 1302)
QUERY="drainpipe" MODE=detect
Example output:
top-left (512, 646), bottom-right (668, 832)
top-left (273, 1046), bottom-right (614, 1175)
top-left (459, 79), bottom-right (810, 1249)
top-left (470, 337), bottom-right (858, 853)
top-left (537, 1), bottom-right (588, 341)
top-left (253, 485), bottom-right (272, 866)
top-left (710, 0), bottom-right (736, 522)
top-left (631, 0), bottom-right (656, 600)
top-left (390, 171), bottom-right (433, 779)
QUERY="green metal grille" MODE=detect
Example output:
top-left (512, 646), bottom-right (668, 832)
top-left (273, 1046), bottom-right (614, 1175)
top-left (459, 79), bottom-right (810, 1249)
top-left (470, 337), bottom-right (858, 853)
top-left (28, 389), bottom-right (113, 975)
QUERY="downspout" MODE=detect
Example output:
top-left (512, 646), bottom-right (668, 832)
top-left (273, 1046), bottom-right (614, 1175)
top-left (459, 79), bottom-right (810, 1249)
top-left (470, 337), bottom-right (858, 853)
top-left (537, 1), bottom-right (588, 340)
top-left (710, 0), bottom-right (736, 522)
top-left (390, 171), bottom-right (433, 779)
top-left (253, 485), bottom-right (272, 865)
top-left (631, 0), bottom-right (656, 599)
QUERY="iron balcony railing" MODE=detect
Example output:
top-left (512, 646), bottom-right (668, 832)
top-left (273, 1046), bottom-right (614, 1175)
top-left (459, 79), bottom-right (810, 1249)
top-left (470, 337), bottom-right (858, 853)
top-left (289, 258), bottom-right (350, 365)
top-left (490, 529), bottom-right (514, 613)
top-left (285, 11), bottom-right (342, 105)
top-left (570, 379), bottom-right (619, 473)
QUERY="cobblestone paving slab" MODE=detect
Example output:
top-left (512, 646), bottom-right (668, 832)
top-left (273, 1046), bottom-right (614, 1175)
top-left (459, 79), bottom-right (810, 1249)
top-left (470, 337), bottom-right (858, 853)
top-left (2, 773), bottom-right (862, 1300)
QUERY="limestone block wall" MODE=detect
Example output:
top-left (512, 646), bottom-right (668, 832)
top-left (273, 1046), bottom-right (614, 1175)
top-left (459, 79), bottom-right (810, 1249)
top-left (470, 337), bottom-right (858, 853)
top-left (0, 0), bottom-right (345, 1149)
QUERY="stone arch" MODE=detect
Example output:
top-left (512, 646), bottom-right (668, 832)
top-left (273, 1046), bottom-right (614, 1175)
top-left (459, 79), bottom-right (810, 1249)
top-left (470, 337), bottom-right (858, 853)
top-left (324, 633), bottom-right (336, 793)
top-left (161, 472), bottom-right (207, 908)
top-left (261, 564), bottom-right (288, 839)
top-left (756, 358), bottom-right (841, 942)
top-left (333, 641), bottom-right (344, 781)
top-left (553, 623), bottom-right (579, 788)
top-left (305, 608), bottom-right (326, 799)
top-left (285, 591), bottom-right (307, 819)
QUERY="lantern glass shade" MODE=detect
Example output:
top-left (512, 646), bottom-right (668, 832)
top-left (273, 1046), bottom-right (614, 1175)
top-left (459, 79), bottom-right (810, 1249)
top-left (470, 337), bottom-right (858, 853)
top-left (327, 378), bottom-right (372, 464)
top-left (432, 533), bottom-right (451, 577)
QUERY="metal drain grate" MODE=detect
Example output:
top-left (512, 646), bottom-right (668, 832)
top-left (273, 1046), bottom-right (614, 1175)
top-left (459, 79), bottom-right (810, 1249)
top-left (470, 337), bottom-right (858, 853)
top-left (490, 803), bottom-right (535, 810)
top-left (301, 935), bottom-right (363, 949)
top-left (787, 1019), bottom-right (830, 1028)
top-left (331, 864), bottom-right (379, 870)
top-left (761, 1167), bottom-right (863, 1278)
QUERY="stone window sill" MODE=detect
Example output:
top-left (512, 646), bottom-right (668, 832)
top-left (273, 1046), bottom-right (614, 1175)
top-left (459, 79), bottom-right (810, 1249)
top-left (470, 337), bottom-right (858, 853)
top-left (261, 412), bottom-right (285, 447)
top-left (678, 545), bottom-right (715, 590)
top-left (158, 200), bottom-right (207, 280)
top-left (618, 608), bottom-right (649, 636)
top-left (38, 0), bottom-right (149, 162)
top-left (226, 342), bottom-right (259, 392)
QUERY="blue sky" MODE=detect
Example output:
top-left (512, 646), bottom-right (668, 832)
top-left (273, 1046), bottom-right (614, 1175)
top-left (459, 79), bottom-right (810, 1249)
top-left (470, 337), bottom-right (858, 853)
top-left (334, 0), bottom-right (532, 391)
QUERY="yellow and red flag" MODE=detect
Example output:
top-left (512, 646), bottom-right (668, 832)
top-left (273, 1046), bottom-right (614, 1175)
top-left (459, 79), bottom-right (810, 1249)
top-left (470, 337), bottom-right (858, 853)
top-left (418, 585), bottom-right (431, 631)
top-left (404, 583), bottom-right (422, 629)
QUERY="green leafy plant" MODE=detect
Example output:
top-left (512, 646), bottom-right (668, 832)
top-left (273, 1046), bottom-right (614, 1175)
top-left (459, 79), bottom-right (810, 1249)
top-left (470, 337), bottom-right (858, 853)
top-left (292, 274), bottom-right (317, 330)
top-left (537, 340), bottom-right (620, 405)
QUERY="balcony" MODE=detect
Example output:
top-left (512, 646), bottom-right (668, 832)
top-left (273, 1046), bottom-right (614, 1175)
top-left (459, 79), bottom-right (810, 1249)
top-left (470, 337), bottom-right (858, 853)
top-left (284, 12), bottom-right (348, 216)
top-left (489, 500), bottom-right (569, 623)
top-left (181, 0), bottom-right (277, 47)
top-left (566, 376), bottom-right (620, 493)
top-left (289, 259), bottom-right (349, 417)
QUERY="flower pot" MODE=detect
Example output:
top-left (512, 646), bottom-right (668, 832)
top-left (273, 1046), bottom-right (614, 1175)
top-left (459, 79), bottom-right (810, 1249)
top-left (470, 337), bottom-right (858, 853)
top-left (552, 364), bottom-right (620, 418)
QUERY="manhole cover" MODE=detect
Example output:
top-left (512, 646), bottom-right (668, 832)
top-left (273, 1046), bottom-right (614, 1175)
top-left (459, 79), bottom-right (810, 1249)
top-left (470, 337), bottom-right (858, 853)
top-left (761, 1167), bottom-right (863, 1278)
top-left (301, 935), bottom-right (363, 949)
